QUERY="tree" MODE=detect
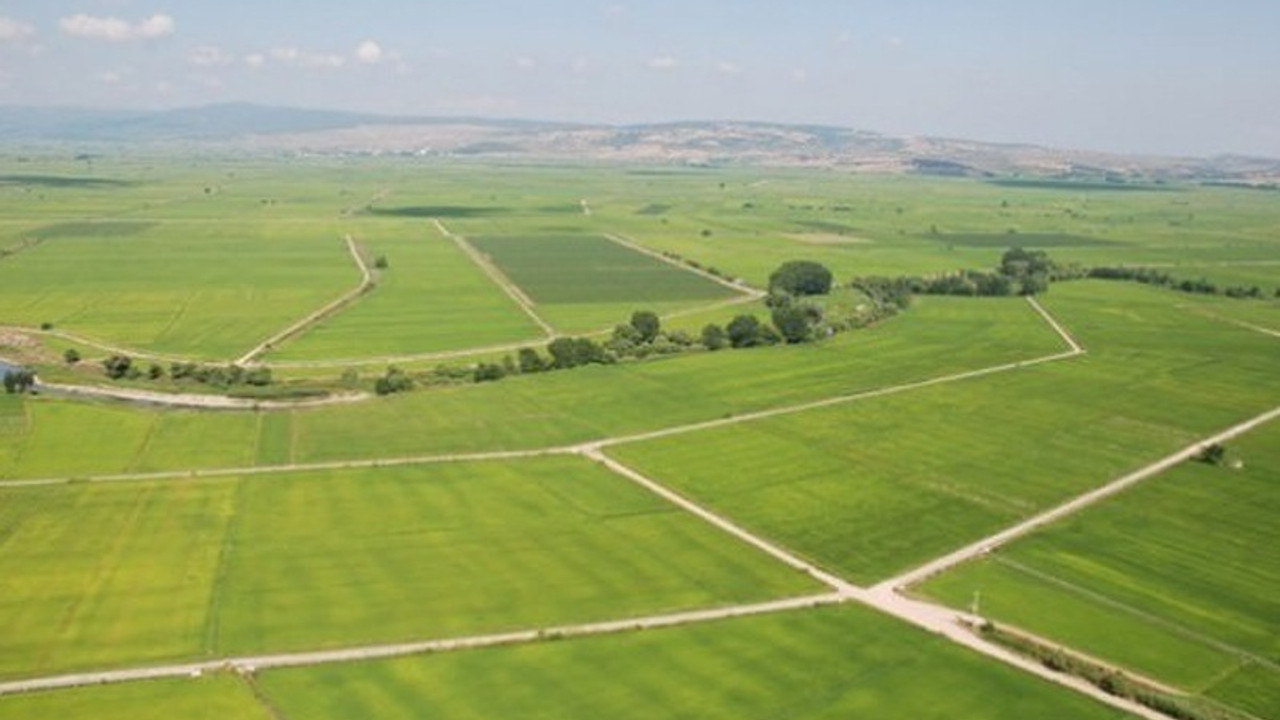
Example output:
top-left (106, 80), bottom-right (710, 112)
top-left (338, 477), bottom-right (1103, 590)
top-left (244, 367), bottom-right (273, 386)
top-left (517, 347), bottom-right (546, 374)
top-left (102, 354), bottom-right (133, 380)
top-left (771, 303), bottom-right (822, 344)
top-left (473, 362), bottom-right (506, 383)
top-left (629, 310), bottom-right (661, 343)
top-left (701, 323), bottom-right (729, 350)
top-left (148, 363), bottom-right (165, 380)
top-left (548, 337), bottom-right (608, 369)
top-left (63, 348), bottom-right (81, 364)
top-left (726, 314), bottom-right (764, 348)
top-left (374, 366), bottom-right (413, 395)
top-left (2, 367), bottom-right (35, 394)
top-left (769, 260), bottom-right (833, 296)
top-left (374, 254), bottom-right (389, 269)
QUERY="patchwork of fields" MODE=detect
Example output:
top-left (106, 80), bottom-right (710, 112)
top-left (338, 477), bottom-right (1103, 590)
top-left (1, 159), bottom-right (1277, 719)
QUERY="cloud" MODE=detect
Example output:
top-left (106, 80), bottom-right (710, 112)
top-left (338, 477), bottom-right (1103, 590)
top-left (515, 56), bottom-right (536, 70)
top-left (60, 13), bottom-right (175, 42)
top-left (355, 40), bottom-right (383, 64)
top-left (0, 15), bottom-right (36, 43)
top-left (717, 61), bottom-right (741, 75)
top-left (243, 52), bottom-right (265, 68)
top-left (189, 46), bottom-right (234, 67)
top-left (647, 55), bottom-right (679, 71)
top-left (99, 70), bottom-right (123, 85)
top-left (270, 46), bottom-right (346, 69)
top-left (792, 68), bottom-right (809, 83)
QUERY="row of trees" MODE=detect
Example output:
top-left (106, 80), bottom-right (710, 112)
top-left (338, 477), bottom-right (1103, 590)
top-left (101, 354), bottom-right (272, 387)
top-left (1084, 265), bottom-right (1273, 299)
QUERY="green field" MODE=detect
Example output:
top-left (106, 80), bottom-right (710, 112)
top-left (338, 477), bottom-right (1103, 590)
top-left (0, 221), bottom-right (356, 359)
top-left (2, 158), bottom-right (1278, 718)
top-left (610, 282), bottom-right (1280, 584)
top-left (0, 296), bottom-right (1058, 480)
top-left (918, 420), bottom-right (1280, 718)
top-left (0, 675), bottom-right (271, 720)
top-left (252, 605), bottom-right (1132, 720)
top-left (266, 223), bottom-right (543, 361)
top-left (0, 456), bottom-right (817, 678)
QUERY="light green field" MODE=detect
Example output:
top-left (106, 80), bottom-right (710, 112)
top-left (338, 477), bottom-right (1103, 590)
top-left (0, 456), bottom-right (817, 678)
top-left (254, 604), bottom-right (1133, 720)
top-left (0, 221), bottom-right (356, 359)
top-left (918, 421), bottom-right (1280, 718)
top-left (0, 675), bottom-right (271, 720)
top-left (266, 223), bottom-right (543, 361)
top-left (610, 282), bottom-right (1280, 584)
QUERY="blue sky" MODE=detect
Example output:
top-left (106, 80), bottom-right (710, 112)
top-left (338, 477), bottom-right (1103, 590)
top-left (0, 0), bottom-right (1277, 157)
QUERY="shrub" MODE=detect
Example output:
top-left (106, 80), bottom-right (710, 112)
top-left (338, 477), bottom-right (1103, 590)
top-left (769, 260), bottom-right (833, 296)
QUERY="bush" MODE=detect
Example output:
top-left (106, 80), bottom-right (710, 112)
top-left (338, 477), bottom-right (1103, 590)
top-left (769, 260), bottom-right (833, 296)
top-left (374, 367), bottom-right (414, 395)
top-left (102, 354), bottom-right (133, 380)
top-left (63, 348), bottom-right (81, 364)
top-left (701, 324), bottom-right (729, 350)
top-left (517, 347), bottom-right (546, 374)
top-left (727, 314), bottom-right (766, 348)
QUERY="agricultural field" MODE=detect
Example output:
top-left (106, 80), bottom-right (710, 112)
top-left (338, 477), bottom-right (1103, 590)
top-left (917, 420), bottom-right (1280, 718)
top-left (1, 157), bottom-right (1277, 719)
top-left (0, 456), bottom-right (818, 679)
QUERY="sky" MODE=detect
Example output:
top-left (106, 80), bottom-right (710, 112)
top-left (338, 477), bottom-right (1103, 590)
top-left (0, 0), bottom-right (1277, 157)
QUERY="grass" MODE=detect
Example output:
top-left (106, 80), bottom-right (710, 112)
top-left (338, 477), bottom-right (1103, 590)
top-left (0, 675), bottom-right (271, 720)
top-left (0, 456), bottom-right (818, 677)
top-left (266, 222), bottom-right (543, 361)
top-left (917, 419), bottom-right (1280, 718)
top-left (610, 282), bottom-right (1280, 584)
top-left (254, 604), bottom-right (1134, 720)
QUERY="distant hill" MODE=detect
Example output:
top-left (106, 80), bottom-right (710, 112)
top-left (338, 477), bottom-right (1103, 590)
top-left (2, 103), bottom-right (1277, 182)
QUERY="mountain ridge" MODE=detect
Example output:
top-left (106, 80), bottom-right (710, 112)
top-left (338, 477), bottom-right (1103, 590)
top-left (2, 103), bottom-right (1277, 181)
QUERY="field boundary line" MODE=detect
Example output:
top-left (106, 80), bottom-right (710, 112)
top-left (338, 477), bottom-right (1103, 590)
top-left (30, 382), bottom-right (369, 411)
top-left (433, 219), bottom-right (556, 338)
top-left (603, 232), bottom-right (765, 298)
top-left (0, 592), bottom-right (843, 697)
top-left (234, 235), bottom-right (377, 366)
top-left (1026, 296), bottom-right (1083, 353)
top-left (0, 325), bottom-right (194, 365)
top-left (878, 403), bottom-right (1280, 591)
top-left (1179, 303), bottom-right (1280, 339)
top-left (990, 555), bottom-right (1280, 674)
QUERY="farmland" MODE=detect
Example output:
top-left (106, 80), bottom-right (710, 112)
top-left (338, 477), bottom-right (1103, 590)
top-left (0, 157), bottom-right (1277, 719)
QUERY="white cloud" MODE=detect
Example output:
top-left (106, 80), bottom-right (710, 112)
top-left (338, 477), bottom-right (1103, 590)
top-left (243, 53), bottom-right (265, 68)
top-left (887, 35), bottom-right (904, 48)
top-left (515, 56), bottom-right (536, 70)
top-left (60, 13), bottom-right (175, 42)
top-left (270, 46), bottom-right (346, 69)
top-left (647, 55), bottom-right (679, 71)
top-left (792, 68), bottom-right (809, 83)
top-left (99, 70), bottom-right (123, 84)
top-left (189, 46), bottom-right (234, 67)
top-left (0, 15), bottom-right (36, 43)
top-left (717, 61), bottom-right (741, 75)
top-left (137, 14), bottom-right (174, 39)
top-left (355, 40), bottom-right (383, 64)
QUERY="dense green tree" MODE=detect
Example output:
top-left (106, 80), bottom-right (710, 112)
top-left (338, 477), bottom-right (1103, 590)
top-left (2, 367), bottom-right (35, 394)
top-left (102, 354), bottom-right (133, 380)
top-left (771, 303), bottom-right (822, 344)
top-left (374, 366), bottom-right (413, 395)
top-left (517, 347), bottom-right (547, 373)
top-left (148, 363), bottom-right (165, 380)
top-left (726, 314), bottom-right (765, 348)
top-left (630, 310), bottom-right (661, 343)
top-left (769, 260), bottom-right (833, 296)
top-left (700, 324), bottom-right (729, 350)
top-left (473, 362), bottom-right (506, 383)
top-left (63, 348), bottom-right (81, 364)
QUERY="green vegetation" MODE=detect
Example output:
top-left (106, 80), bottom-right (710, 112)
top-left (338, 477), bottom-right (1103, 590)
top-left (918, 419), bottom-right (1280, 717)
top-left (0, 456), bottom-right (816, 677)
top-left (0, 675), bottom-right (271, 720)
top-left (468, 234), bottom-right (737, 305)
top-left (255, 605), bottom-right (1132, 720)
